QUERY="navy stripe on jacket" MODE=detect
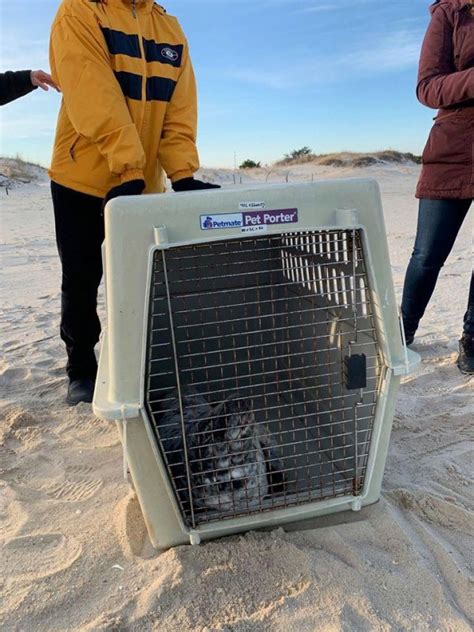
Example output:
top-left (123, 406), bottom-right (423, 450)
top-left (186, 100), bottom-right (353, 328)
top-left (101, 27), bottom-right (183, 70)
top-left (143, 40), bottom-right (183, 67)
top-left (114, 71), bottom-right (142, 100)
top-left (146, 76), bottom-right (177, 102)
top-left (101, 27), bottom-right (141, 58)
top-left (114, 71), bottom-right (176, 102)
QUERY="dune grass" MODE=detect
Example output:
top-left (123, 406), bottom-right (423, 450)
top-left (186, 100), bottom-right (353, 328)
top-left (276, 150), bottom-right (422, 167)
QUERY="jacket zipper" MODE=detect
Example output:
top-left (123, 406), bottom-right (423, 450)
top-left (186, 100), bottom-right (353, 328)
top-left (132, 1), bottom-right (147, 134)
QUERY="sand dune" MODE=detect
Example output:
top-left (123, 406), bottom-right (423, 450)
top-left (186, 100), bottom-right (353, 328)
top-left (1, 161), bottom-right (473, 631)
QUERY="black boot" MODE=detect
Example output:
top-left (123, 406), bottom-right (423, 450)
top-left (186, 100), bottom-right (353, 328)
top-left (67, 378), bottom-right (95, 406)
top-left (457, 334), bottom-right (474, 375)
top-left (404, 331), bottom-right (415, 346)
top-left (402, 316), bottom-right (417, 346)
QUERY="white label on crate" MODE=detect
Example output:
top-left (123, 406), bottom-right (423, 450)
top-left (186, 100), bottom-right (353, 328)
top-left (239, 201), bottom-right (266, 210)
top-left (241, 225), bottom-right (268, 234)
top-left (200, 208), bottom-right (298, 231)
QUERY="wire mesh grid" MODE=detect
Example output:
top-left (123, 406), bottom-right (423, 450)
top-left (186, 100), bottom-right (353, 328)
top-left (144, 229), bottom-right (384, 528)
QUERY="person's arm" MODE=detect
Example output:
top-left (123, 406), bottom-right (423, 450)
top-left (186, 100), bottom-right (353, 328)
top-left (416, 5), bottom-right (474, 109)
top-left (0, 70), bottom-right (58, 106)
top-left (158, 40), bottom-right (200, 183)
top-left (0, 71), bottom-right (35, 106)
top-left (50, 14), bottom-right (146, 184)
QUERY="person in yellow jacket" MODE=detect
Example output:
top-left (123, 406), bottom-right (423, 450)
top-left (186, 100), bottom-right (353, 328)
top-left (49, 0), bottom-right (219, 405)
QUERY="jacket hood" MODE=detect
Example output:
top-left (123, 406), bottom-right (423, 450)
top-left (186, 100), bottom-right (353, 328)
top-left (94, 0), bottom-right (154, 3)
top-left (430, 0), bottom-right (472, 14)
top-left (91, 0), bottom-right (159, 14)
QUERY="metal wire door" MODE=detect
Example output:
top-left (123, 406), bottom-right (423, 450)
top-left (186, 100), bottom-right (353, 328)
top-left (144, 230), bottom-right (383, 528)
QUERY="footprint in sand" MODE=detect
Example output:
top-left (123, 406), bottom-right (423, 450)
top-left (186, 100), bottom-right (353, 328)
top-left (4, 406), bottom-right (40, 431)
top-left (0, 581), bottom-right (31, 617)
top-left (34, 359), bottom-right (64, 376)
top-left (12, 456), bottom-right (103, 503)
top-left (2, 408), bottom-right (54, 454)
top-left (410, 332), bottom-right (451, 355)
top-left (64, 410), bottom-right (120, 449)
top-left (9, 452), bottom-right (62, 489)
top-left (2, 532), bottom-right (82, 581)
top-left (402, 363), bottom-right (469, 398)
top-left (0, 482), bottom-right (29, 538)
top-left (0, 367), bottom-right (31, 389)
top-left (1, 339), bottom-right (22, 350)
top-left (10, 426), bottom-right (51, 452)
top-left (46, 479), bottom-right (103, 502)
top-left (46, 465), bottom-right (103, 502)
top-left (35, 312), bottom-right (55, 324)
top-left (388, 489), bottom-right (472, 535)
top-left (0, 445), bottom-right (17, 474)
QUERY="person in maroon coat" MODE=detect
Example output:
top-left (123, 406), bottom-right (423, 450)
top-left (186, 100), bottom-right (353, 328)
top-left (402, 0), bottom-right (473, 374)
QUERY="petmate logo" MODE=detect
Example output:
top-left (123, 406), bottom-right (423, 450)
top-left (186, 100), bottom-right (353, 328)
top-left (200, 213), bottom-right (243, 230)
top-left (202, 216), bottom-right (214, 229)
top-left (162, 47), bottom-right (179, 62)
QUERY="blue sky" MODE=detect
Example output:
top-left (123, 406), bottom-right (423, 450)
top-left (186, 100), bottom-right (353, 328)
top-left (0, 0), bottom-right (435, 168)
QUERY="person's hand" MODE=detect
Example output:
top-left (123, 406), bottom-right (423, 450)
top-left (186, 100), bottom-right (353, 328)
top-left (30, 70), bottom-right (60, 92)
top-left (102, 179), bottom-right (146, 211)
top-left (172, 177), bottom-right (221, 192)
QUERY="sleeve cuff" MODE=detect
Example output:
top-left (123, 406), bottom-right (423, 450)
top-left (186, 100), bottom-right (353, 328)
top-left (170, 170), bottom-right (195, 184)
top-left (120, 168), bottom-right (145, 184)
top-left (18, 70), bottom-right (35, 91)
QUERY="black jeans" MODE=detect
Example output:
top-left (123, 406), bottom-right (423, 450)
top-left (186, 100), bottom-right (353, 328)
top-left (51, 181), bottom-right (104, 381)
top-left (402, 198), bottom-right (473, 338)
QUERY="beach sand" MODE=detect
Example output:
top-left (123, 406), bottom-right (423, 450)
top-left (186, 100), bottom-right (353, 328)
top-left (1, 161), bottom-right (473, 631)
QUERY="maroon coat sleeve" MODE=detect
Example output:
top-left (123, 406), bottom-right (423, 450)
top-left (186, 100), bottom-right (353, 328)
top-left (416, 4), bottom-right (474, 109)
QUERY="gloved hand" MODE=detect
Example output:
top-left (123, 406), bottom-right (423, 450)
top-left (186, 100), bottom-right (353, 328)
top-left (172, 177), bottom-right (221, 192)
top-left (103, 179), bottom-right (146, 210)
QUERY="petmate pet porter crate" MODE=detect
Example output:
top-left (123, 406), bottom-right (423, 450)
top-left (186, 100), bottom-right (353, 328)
top-left (93, 179), bottom-right (419, 549)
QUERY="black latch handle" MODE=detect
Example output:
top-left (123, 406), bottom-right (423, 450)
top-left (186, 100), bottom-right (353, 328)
top-left (345, 354), bottom-right (367, 390)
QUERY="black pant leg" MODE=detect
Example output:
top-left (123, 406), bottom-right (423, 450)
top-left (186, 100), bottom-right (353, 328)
top-left (51, 181), bottom-right (104, 381)
top-left (401, 198), bottom-right (471, 335)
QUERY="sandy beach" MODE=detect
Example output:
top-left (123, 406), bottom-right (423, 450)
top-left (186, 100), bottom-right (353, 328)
top-left (1, 159), bottom-right (473, 631)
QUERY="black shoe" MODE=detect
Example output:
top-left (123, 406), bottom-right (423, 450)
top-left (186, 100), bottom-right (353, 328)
top-left (403, 327), bottom-right (415, 346)
top-left (66, 378), bottom-right (95, 406)
top-left (457, 334), bottom-right (474, 375)
top-left (402, 314), bottom-right (417, 346)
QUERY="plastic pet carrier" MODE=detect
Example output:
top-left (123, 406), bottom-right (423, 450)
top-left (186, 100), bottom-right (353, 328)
top-left (93, 180), bottom-right (419, 549)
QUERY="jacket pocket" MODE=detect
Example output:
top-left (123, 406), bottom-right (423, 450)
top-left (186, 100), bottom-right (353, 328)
top-left (69, 134), bottom-right (81, 161)
top-left (422, 112), bottom-right (470, 165)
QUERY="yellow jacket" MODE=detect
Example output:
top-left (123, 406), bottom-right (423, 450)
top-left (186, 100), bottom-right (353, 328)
top-left (49, 0), bottom-right (199, 198)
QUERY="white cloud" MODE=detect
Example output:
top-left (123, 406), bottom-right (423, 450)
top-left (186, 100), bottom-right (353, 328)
top-left (0, 31), bottom-right (49, 71)
top-left (296, 0), bottom-right (377, 14)
top-left (226, 27), bottom-right (423, 89)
